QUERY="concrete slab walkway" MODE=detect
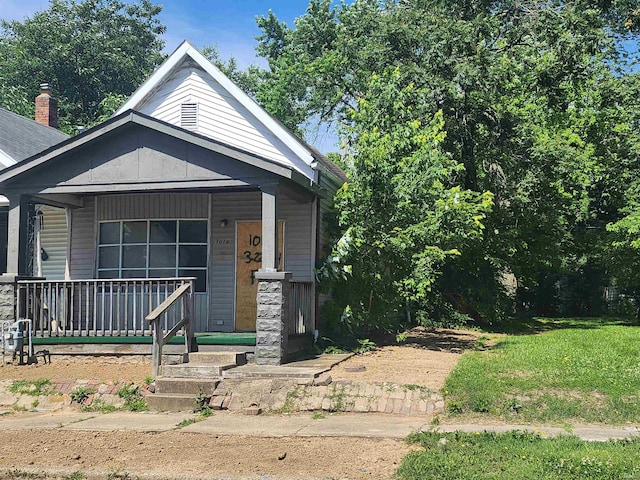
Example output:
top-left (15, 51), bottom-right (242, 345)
top-left (1, 410), bottom-right (639, 442)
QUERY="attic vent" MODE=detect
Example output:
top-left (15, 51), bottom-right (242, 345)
top-left (181, 103), bottom-right (198, 130)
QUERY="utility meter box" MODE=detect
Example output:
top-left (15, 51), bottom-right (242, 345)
top-left (3, 321), bottom-right (24, 353)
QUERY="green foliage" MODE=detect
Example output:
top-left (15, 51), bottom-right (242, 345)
top-left (0, 0), bottom-right (165, 133)
top-left (444, 318), bottom-right (640, 423)
top-left (317, 70), bottom-right (492, 334)
top-left (9, 379), bottom-right (57, 396)
top-left (257, 0), bottom-right (640, 326)
top-left (116, 384), bottom-right (147, 412)
top-left (398, 431), bottom-right (640, 480)
top-left (193, 392), bottom-right (212, 416)
top-left (201, 44), bottom-right (264, 97)
top-left (70, 386), bottom-right (96, 404)
top-left (80, 397), bottom-right (116, 413)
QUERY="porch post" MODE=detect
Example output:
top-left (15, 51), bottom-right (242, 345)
top-left (255, 182), bottom-right (290, 365)
top-left (6, 194), bottom-right (29, 275)
top-left (0, 194), bottom-right (29, 323)
top-left (261, 183), bottom-right (278, 272)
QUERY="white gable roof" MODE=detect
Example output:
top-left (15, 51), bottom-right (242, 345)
top-left (117, 40), bottom-right (317, 182)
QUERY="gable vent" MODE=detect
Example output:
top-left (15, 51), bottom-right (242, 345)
top-left (180, 102), bottom-right (198, 130)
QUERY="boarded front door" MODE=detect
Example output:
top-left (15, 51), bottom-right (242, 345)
top-left (235, 221), bottom-right (284, 331)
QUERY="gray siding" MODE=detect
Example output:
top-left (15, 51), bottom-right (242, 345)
top-left (97, 193), bottom-right (208, 220)
top-left (39, 205), bottom-right (67, 280)
top-left (210, 190), bottom-right (313, 332)
top-left (68, 196), bottom-right (96, 280)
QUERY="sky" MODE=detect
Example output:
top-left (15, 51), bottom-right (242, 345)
top-left (1, 0), bottom-right (339, 149)
top-left (1, 0), bottom-right (311, 67)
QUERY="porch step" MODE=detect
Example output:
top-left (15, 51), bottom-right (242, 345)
top-left (155, 377), bottom-right (219, 395)
top-left (160, 363), bottom-right (236, 378)
top-left (188, 351), bottom-right (246, 366)
top-left (146, 393), bottom-right (203, 412)
top-left (223, 365), bottom-right (320, 381)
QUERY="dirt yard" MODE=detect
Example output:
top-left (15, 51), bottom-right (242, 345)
top-left (329, 326), bottom-right (484, 389)
top-left (0, 430), bottom-right (410, 480)
top-left (0, 327), bottom-right (481, 479)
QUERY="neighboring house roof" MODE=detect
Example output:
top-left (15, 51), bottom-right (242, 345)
top-left (0, 107), bottom-right (68, 164)
top-left (117, 40), bottom-right (320, 183)
top-left (0, 107), bottom-right (69, 206)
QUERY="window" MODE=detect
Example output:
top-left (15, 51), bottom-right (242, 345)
top-left (180, 103), bottom-right (198, 130)
top-left (97, 219), bottom-right (208, 292)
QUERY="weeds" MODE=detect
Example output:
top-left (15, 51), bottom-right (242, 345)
top-left (9, 379), bottom-right (58, 396)
top-left (81, 398), bottom-right (116, 413)
top-left (116, 384), bottom-right (147, 412)
top-left (327, 384), bottom-right (353, 412)
top-left (70, 386), bottom-right (96, 405)
top-left (193, 392), bottom-right (212, 416)
top-left (175, 417), bottom-right (201, 429)
top-left (62, 472), bottom-right (86, 480)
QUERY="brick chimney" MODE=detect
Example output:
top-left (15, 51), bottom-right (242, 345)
top-left (35, 83), bottom-right (58, 129)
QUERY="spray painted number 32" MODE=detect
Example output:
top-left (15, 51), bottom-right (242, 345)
top-left (243, 250), bottom-right (262, 263)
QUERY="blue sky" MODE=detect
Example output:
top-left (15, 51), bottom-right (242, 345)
top-left (1, 0), bottom-right (313, 67)
top-left (1, 0), bottom-right (339, 150)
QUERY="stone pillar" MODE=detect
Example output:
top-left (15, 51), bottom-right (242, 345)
top-left (255, 271), bottom-right (291, 365)
top-left (0, 275), bottom-right (18, 322)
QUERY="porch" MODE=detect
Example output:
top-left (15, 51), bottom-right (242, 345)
top-left (10, 274), bottom-right (314, 360)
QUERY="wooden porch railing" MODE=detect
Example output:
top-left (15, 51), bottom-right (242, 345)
top-left (289, 280), bottom-right (314, 336)
top-left (16, 277), bottom-right (195, 338)
top-left (146, 281), bottom-right (196, 377)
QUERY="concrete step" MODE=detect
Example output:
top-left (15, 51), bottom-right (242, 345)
top-left (146, 393), bottom-right (203, 412)
top-left (161, 363), bottom-right (236, 378)
top-left (155, 377), bottom-right (219, 395)
top-left (223, 365), bottom-right (319, 380)
top-left (188, 351), bottom-right (246, 366)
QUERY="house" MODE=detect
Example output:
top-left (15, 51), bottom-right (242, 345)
top-left (0, 41), bottom-right (346, 365)
top-left (0, 88), bottom-right (69, 275)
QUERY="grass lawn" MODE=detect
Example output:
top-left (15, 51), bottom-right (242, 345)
top-left (397, 431), bottom-right (640, 480)
top-left (443, 317), bottom-right (640, 424)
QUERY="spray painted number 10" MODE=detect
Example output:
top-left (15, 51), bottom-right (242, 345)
top-left (243, 234), bottom-right (262, 263)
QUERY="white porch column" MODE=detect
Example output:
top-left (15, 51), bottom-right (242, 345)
top-left (261, 183), bottom-right (279, 272)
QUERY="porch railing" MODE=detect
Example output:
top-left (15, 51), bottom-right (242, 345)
top-left (147, 281), bottom-right (196, 377)
top-left (289, 280), bottom-right (314, 336)
top-left (17, 277), bottom-right (196, 338)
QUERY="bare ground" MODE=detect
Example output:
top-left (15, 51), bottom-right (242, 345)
top-left (328, 327), bottom-right (484, 390)
top-left (0, 327), bottom-right (480, 479)
top-left (0, 430), bottom-right (410, 480)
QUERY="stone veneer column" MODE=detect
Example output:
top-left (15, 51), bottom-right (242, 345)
top-left (254, 271), bottom-right (291, 365)
top-left (0, 275), bottom-right (18, 323)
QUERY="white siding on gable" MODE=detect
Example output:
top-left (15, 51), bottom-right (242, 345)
top-left (136, 62), bottom-right (306, 175)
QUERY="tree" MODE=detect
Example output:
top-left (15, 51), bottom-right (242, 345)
top-left (259, 0), bottom-right (640, 323)
top-left (201, 44), bottom-right (264, 98)
top-left (318, 69), bottom-right (492, 334)
top-left (0, 0), bottom-right (166, 133)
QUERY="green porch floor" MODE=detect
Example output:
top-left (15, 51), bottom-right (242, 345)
top-left (31, 332), bottom-right (256, 346)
